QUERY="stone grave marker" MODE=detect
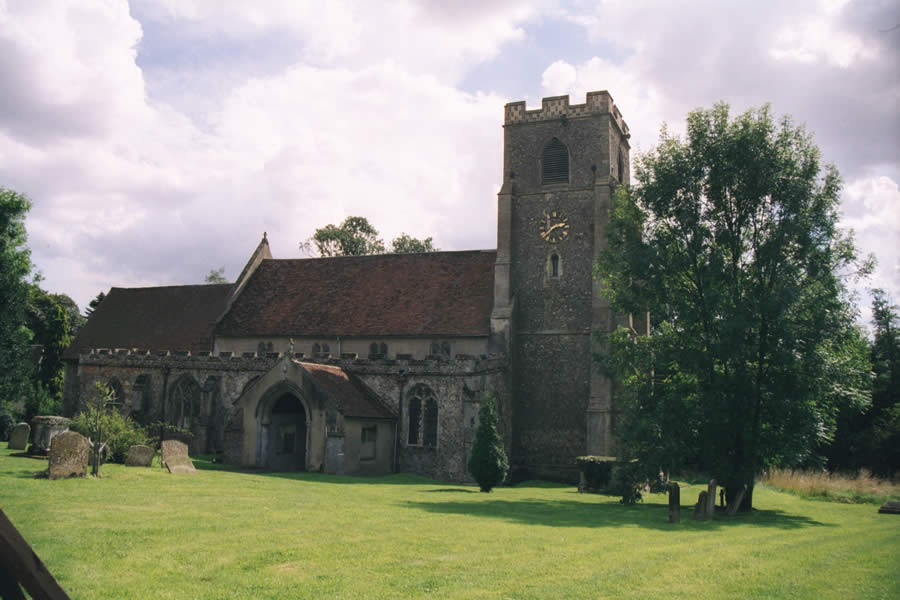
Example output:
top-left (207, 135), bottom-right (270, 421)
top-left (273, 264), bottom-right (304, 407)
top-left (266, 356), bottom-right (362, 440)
top-left (706, 479), bottom-right (717, 518)
top-left (877, 501), bottom-right (900, 515)
top-left (162, 439), bottom-right (196, 474)
top-left (8, 423), bottom-right (30, 450)
top-left (48, 431), bottom-right (90, 480)
top-left (29, 416), bottom-right (70, 454)
top-left (125, 445), bottom-right (154, 467)
top-left (692, 491), bottom-right (709, 520)
top-left (667, 482), bottom-right (681, 523)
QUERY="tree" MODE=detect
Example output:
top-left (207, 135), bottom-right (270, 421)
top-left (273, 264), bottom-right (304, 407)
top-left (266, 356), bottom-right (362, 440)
top-left (390, 234), bottom-right (438, 254)
top-left (51, 293), bottom-right (86, 338)
top-left (84, 291), bottom-right (106, 317)
top-left (868, 290), bottom-right (900, 476)
top-left (205, 267), bottom-right (228, 284)
top-left (467, 393), bottom-right (509, 492)
top-left (82, 381), bottom-right (118, 476)
top-left (0, 187), bottom-right (35, 416)
top-left (23, 286), bottom-right (70, 417)
top-left (830, 290), bottom-right (900, 475)
top-left (306, 216), bottom-right (386, 257)
top-left (300, 216), bottom-right (438, 257)
top-left (595, 104), bottom-right (871, 511)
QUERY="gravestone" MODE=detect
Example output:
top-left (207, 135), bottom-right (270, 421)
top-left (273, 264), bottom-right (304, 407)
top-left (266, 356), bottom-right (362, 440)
top-left (29, 416), bottom-right (70, 454)
top-left (48, 431), bottom-right (90, 480)
top-left (161, 439), bottom-right (196, 474)
top-left (692, 491), bottom-right (709, 520)
top-left (668, 482), bottom-right (681, 523)
top-left (8, 423), bottom-right (30, 450)
top-left (125, 445), bottom-right (154, 467)
top-left (877, 501), bottom-right (900, 515)
top-left (706, 479), bottom-right (717, 518)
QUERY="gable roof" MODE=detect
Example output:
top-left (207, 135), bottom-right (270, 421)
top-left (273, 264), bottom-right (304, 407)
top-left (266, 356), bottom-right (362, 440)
top-left (218, 250), bottom-right (496, 338)
top-left (64, 284), bottom-right (233, 359)
top-left (301, 361), bottom-right (395, 419)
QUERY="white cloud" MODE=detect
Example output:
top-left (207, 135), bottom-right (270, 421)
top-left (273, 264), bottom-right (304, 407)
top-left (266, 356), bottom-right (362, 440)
top-left (842, 176), bottom-right (900, 301)
top-left (1, 1), bottom-right (510, 310)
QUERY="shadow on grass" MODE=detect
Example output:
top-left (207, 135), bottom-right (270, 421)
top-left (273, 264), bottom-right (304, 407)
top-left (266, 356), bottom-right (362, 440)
top-left (403, 498), bottom-right (833, 531)
top-left (422, 488), bottom-right (478, 493)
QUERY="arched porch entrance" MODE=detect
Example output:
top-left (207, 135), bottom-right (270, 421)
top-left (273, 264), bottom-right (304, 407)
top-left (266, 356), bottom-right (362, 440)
top-left (260, 392), bottom-right (308, 471)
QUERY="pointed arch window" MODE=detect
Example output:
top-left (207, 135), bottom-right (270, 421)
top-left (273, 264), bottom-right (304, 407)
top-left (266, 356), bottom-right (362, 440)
top-left (542, 138), bottom-right (569, 185)
top-left (407, 384), bottom-right (438, 448)
top-left (551, 254), bottom-right (560, 278)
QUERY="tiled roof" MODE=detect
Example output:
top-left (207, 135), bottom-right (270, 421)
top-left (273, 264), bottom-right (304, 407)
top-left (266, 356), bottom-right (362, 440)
top-left (218, 251), bottom-right (496, 338)
top-left (301, 361), bottom-right (395, 419)
top-left (63, 284), bottom-right (233, 359)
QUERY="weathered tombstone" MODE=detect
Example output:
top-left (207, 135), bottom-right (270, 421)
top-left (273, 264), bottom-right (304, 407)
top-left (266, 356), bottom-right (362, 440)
top-left (8, 423), bottom-right (30, 450)
top-left (28, 416), bottom-right (70, 454)
top-left (667, 482), bottom-right (681, 523)
top-left (706, 479), bottom-right (717, 518)
top-left (877, 501), bottom-right (900, 515)
top-left (125, 445), bottom-right (154, 467)
top-left (692, 491), bottom-right (709, 520)
top-left (48, 431), bottom-right (90, 480)
top-left (161, 439), bottom-right (196, 474)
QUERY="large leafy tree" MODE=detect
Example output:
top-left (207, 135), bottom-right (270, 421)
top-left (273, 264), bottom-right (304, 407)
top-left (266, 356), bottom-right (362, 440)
top-left (25, 285), bottom-right (71, 413)
top-left (596, 104), bottom-right (871, 511)
top-left (391, 234), bottom-right (438, 254)
top-left (300, 216), bottom-right (438, 257)
top-left (306, 216), bottom-right (386, 257)
top-left (0, 187), bottom-right (35, 415)
top-left (829, 290), bottom-right (900, 475)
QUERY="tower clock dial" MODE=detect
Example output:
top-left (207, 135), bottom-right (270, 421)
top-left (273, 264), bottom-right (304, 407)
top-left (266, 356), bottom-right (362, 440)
top-left (539, 210), bottom-right (570, 243)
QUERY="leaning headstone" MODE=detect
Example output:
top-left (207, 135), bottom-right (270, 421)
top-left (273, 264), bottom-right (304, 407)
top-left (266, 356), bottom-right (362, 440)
top-left (125, 445), bottom-right (154, 467)
top-left (692, 491), bottom-right (709, 520)
top-left (161, 439), bottom-right (196, 474)
top-left (8, 423), bottom-right (30, 450)
top-left (29, 416), bottom-right (70, 454)
top-left (878, 501), bottom-right (900, 514)
top-left (706, 479), bottom-right (717, 518)
top-left (48, 431), bottom-right (90, 480)
top-left (668, 482), bottom-right (681, 523)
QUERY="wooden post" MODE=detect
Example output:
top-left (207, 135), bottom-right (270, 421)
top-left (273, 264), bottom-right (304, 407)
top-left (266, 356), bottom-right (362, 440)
top-left (0, 509), bottom-right (70, 600)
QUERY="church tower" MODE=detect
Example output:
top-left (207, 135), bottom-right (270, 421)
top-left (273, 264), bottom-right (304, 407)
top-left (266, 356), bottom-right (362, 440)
top-left (491, 92), bottom-right (631, 480)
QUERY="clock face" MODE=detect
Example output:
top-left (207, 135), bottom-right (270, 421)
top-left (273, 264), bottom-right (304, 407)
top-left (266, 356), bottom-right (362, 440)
top-left (539, 209), bottom-right (570, 243)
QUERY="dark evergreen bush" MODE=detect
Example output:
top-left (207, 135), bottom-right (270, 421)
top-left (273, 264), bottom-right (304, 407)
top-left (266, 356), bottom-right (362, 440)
top-left (575, 455), bottom-right (617, 490)
top-left (467, 393), bottom-right (508, 492)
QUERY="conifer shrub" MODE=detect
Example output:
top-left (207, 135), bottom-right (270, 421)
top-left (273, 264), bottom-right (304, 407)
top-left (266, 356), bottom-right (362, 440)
top-left (467, 393), bottom-right (509, 492)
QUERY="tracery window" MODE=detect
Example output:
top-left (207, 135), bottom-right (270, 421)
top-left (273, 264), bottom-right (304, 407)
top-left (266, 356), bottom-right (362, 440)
top-left (542, 138), bottom-right (569, 185)
top-left (407, 384), bottom-right (438, 448)
top-left (169, 375), bottom-right (201, 427)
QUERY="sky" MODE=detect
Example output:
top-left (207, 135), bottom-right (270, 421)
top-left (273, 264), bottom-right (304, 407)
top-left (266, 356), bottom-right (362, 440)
top-left (1, 0), bottom-right (898, 325)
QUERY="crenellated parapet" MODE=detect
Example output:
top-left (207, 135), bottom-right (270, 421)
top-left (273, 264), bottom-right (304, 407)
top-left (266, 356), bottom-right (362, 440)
top-left (78, 348), bottom-right (508, 375)
top-left (504, 91), bottom-right (629, 138)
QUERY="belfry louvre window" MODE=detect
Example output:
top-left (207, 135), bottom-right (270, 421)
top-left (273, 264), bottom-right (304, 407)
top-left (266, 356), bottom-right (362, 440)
top-left (542, 138), bottom-right (569, 184)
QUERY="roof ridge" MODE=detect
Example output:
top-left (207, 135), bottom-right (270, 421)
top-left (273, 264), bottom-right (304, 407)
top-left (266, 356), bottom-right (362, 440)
top-left (263, 248), bottom-right (496, 264)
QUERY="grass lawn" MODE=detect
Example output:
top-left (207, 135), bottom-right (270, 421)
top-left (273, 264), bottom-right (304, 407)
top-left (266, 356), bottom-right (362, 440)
top-left (1, 448), bottom-right (898, 599)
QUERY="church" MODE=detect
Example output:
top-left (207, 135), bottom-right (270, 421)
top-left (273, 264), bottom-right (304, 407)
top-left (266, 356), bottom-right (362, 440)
top-left (62, 91), bottom-right (642, 483)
